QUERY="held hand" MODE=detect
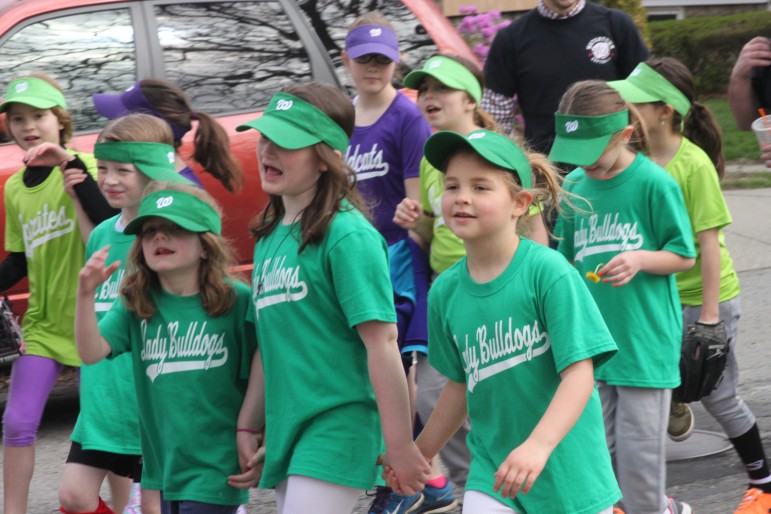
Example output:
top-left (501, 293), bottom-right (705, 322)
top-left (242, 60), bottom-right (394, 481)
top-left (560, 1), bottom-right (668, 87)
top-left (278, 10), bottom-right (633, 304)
top-left (22, 143), bottom-right (72, 168)
top-left (228, 431), bottom-right (265, 489)
top-left (393, 198), bottom-right (423, 230)
top-left (598, 251), bottom-right (644, 287)
top-left (761, 143), bottom-right (771, 169)
top-left (78, 246), bottom-right (121, 295)
top-left (62, 167), bottom-right (87, 197)
top-left (381, 442), bottom-right (431, 496)
top-left (493, 439), bottom-right (552, 498)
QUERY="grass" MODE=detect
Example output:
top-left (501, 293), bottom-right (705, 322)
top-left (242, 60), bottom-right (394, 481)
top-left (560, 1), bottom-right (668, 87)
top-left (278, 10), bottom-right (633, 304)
top-left (721, 171), bottom-right (771, 190)
top-left (703, 97), bottom-right (761, 163)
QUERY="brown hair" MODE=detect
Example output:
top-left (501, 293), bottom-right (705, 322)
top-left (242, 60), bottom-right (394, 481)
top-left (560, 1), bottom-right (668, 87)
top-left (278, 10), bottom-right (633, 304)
top-left (11, 73), bottom-right (73, 144)
top-left (249, 83), bottom-right (365, 252)
top-left (97, 113), bottom-right (173, 145)
top-left (645, 57), bottom-right (725, 178)
top-left (438, 54), bottom-right (498, 131)
top-left (121, 182), bottom-right (237, 319)
top-left (139, 79), bottom-right (243, 192)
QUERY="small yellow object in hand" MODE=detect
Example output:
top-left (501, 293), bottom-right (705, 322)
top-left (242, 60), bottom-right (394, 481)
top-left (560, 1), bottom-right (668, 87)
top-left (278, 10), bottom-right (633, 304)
top-left (586, 263), bottom-right (604, 283)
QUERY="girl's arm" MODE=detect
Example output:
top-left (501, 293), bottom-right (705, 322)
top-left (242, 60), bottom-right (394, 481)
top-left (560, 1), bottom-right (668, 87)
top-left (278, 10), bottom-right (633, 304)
top-left (75, 246), bottom-right (119, 364)
top-left (393, 197), bottom-right (433, 247)
top-left (494, 358), bottom-right (595, 498)
top-left (357, 320), bottom-right (431, 495)
top-left (414, 379), bottom-right (468, 462)
top-left (698, 229), bottom-right (721, 323)
top-left (229, 349), bottom-right (266, 489)
top-left (598, 250), bottom-right (695, 287)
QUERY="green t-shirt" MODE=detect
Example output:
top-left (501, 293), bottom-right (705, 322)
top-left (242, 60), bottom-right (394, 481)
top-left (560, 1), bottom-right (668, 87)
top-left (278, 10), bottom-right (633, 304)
top-left (99, 281), bottom-right (257, 505)
top-left (665, 137), bottom-right (740, 305)
top-left (3, 151), bottom-right (97, 366)
top-left (420, 157), bottom-right (466, 274)
top-left (428, 239), bottom-right (620, 513)
top-left (71, 214), bottom-right (140, 454)
top-left (556, 153), bottom-right (696, 388)
top-left (250, 206), bottom-right (396, 490)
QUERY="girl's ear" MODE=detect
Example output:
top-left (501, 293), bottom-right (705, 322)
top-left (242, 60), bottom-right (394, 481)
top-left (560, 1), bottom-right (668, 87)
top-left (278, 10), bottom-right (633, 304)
top-left (659, 103), bottom-right (676, 124)
top-left (618, 125), bottom-right (635, 145)
top-left (513, 189), bottom-right (533, 218)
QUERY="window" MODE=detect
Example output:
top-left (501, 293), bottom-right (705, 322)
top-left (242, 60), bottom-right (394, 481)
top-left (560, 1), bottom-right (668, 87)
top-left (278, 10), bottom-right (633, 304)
top-left (0, 9), bottom-right (137, 133)
top-left (155, 1), bottom-right (313, 114)
top-left (296, 0), bottom-right (439, 91)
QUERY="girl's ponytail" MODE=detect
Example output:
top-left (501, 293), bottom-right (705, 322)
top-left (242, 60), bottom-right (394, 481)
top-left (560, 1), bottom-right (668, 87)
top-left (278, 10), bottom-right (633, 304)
top-left (684, 102), bottom-right (725, 178)
top-left (646, 57), bottom-right (725, 179)
top-left (627, 103), bottom-right (650, 156)
top-left (474, 108), bottom-right (500, 132)
top-left (191, 111), bottom-right (244, 193)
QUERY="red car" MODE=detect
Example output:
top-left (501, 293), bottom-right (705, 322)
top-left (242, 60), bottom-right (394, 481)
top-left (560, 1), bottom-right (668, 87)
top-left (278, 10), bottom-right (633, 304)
top-left (0, 0), bottom-right (476, 314)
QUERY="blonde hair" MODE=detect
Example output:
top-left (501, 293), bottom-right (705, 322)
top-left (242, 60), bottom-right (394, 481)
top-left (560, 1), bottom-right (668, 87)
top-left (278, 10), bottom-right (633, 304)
top-left (348, 11), bottom-right (394, 30)
top-left (121, 182), bottom-right (237, 319)
top-left (98, 113), bottom-right (173, 145)
top-left (558, 80), bottom-right (649, 155)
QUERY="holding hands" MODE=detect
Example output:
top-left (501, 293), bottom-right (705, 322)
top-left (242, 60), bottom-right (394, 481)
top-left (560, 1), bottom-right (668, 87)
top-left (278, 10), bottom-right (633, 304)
top-left (381, 442), bottom-right (431, 496)
top-left (228, 431), bottom-right (265, 489)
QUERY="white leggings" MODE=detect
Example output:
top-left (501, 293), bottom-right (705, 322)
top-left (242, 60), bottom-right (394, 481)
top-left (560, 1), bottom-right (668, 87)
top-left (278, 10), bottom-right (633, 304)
top-left (462, 491), bottom-right (614, 514)
top-left (275, 475), bottom-right (362, 514)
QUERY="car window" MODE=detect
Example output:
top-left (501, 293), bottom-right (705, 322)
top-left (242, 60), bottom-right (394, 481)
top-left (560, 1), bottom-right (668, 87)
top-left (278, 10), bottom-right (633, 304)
top-left (0, 9), bottom-right (137, 134)
top-left (296, 0), bottom-right (439, 91)
top-left (155, 1), bottom-right (314, 114)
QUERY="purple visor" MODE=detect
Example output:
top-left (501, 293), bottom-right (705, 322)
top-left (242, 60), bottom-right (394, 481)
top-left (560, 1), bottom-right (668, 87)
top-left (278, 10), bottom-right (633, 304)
top-left (92, 81), bottom-right (190, 140)
top-left (345, 24), bottom-right (400, 63)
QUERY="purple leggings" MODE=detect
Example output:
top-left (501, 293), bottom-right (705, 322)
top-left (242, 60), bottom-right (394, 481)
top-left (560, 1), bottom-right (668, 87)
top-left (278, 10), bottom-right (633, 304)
top-left (3, 354), bottom-right (77, 446)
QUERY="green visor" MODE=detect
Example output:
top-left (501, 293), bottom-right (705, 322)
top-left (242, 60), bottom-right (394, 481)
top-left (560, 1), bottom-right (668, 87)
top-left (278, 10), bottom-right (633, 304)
top-left (549, 110), bottom-right (629, 167)
top-left (236, 92), bottom-right (349, 153)
top-left (94, 142), bottom-right (193, 185)
top-left (403, 55), bottom-right (482, 103)
top-left (0, 77), bottom-right (67, 113)
top-left (424, 129), bottom-right (532, 189)
top-left (608, 63), bottom-right (691, 118)
top-left (124, 188), bottom-right (221, 236)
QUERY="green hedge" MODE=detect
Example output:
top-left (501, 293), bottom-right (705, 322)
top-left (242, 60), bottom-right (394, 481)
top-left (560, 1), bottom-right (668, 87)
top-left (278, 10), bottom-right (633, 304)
top-left (649, 11), bottom-right (771, 95)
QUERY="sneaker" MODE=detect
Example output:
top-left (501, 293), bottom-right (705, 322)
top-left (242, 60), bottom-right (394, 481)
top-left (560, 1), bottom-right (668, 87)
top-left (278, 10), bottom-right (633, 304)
top-left (734, 487), bottom-right (771, 513)
top-left (367, 486), bottom-right (424, 514)
top-left (668, 401), bottom-right (695, 442)
top-left (613, 508), bottom-right (626, 514)
top-left (418, 481), bottom-right (458, 513)
top-left (236, 506), bottom-right (248, 514)
top-left (666, 497), bottom-right (693, 514)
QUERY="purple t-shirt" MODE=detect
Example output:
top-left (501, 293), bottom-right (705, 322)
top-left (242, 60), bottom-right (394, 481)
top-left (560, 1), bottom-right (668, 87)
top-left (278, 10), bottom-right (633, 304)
top-left (346, 92), bottom-right (432, 245)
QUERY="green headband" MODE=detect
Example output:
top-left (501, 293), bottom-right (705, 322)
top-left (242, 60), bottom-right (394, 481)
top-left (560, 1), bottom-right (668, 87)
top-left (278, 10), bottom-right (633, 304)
top-left (0, 77), bottom-right (67, 113)
top-left (424, 129), bottom-right (533, 189)
top-left (549, 110), bottom-right (630, 167)
top-left (403, 55), bottom-right (482, 103)
top-left (124, 189), bottom-right (222, 236)
top-left (236, 92), bottom-right (349, 153)
top-left (608, 63), bottom-right (692, 118)
top-left (94, 142), bottom-right (193, 185)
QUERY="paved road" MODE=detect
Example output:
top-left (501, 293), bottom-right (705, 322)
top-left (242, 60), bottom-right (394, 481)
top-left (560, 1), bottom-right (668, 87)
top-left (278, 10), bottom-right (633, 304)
top-left (2, 188), bottom-right (770, 514)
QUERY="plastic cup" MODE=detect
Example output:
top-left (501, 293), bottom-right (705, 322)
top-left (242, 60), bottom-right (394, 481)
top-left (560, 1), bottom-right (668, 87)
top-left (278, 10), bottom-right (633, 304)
top-left (751, 115), bottom-right (771, 146)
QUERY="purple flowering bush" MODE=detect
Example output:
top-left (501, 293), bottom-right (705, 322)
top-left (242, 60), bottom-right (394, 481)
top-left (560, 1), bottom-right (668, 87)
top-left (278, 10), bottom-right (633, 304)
top-left (456, 6), bottom-right (524, 134)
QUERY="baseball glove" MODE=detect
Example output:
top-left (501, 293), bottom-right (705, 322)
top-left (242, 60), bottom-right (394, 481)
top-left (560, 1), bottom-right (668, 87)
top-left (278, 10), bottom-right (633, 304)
top-left (0, 297), bottom-right (23, 365)
top-left (672, 321), bottom-right (730, 403)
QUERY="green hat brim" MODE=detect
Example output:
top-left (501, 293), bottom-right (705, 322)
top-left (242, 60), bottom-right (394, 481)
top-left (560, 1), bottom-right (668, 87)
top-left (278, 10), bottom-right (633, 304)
top-left (124, 214), bottom-right (212, 235)
top-left (424, 130), bottom-right (532, 189)
top-left (549, 133), bottom-right (614, 167)
top-left (123, 189), bottom-right (221, 236)
top-left (236, 115), bottom-right (321, 150)
top-left (0, 97), bottom-right (60, 113)
top-left (607, 79), bottom-right (661, 105)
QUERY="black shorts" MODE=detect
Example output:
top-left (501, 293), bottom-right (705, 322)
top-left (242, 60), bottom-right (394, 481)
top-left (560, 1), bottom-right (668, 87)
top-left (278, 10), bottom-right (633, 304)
top-left (66, 441), bottom-right (143, 482)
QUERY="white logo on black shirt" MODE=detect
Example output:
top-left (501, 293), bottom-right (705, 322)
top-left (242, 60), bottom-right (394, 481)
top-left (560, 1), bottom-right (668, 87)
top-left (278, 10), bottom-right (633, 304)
top-left (586, 36), bottom-right (616, 64)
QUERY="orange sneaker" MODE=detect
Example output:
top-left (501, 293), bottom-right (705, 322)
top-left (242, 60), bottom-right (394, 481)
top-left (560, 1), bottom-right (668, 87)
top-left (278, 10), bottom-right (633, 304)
top-left (613, 508), bottom-right (626, 514)
top-left (735, 488), bottom-right (771, 513)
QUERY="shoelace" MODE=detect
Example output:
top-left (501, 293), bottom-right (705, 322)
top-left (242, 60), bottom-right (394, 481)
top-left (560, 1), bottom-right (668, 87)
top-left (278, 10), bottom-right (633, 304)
top-left (366, 487), bottom-right (392, 514)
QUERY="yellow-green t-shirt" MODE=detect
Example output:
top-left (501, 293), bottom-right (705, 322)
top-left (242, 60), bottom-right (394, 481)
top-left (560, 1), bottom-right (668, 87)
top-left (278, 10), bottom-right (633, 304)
top-left (3, 151), bottom-right (97, 366)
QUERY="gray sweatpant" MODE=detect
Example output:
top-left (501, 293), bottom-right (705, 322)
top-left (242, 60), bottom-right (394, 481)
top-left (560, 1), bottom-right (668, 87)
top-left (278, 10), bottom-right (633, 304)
top-left (598, 383), bottom-right (670, 514)
top-left (682, 296), bottom-right (755, 438)
top-left (415, 353), bottom-right (471, 488)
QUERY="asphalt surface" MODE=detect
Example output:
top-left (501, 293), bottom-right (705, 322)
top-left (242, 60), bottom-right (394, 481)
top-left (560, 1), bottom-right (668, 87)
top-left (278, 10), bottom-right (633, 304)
top-left (1, 187), bottom-right (770, 514)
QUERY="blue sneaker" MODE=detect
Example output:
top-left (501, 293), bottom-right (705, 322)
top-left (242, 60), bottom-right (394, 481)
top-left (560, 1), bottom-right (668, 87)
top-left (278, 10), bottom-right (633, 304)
top-left (417, 482), bottom-right (458, 513)
top-left (367, 486), bottom-right (424, 514)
